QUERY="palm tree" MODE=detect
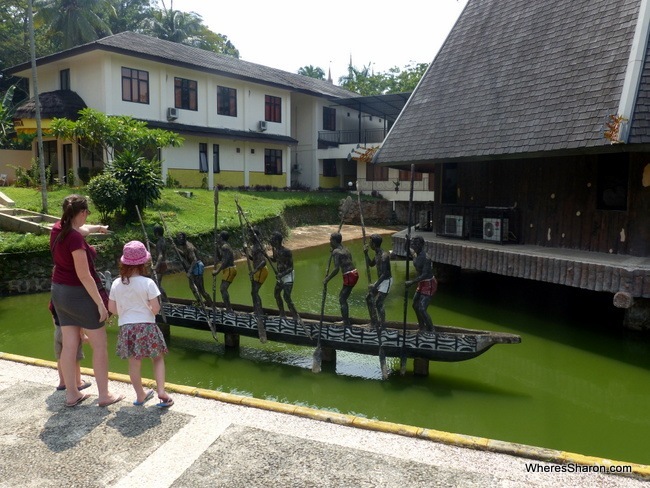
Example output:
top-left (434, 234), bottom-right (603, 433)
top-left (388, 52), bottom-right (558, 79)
top-left (28, 0), bottom-right (47, 213)
top-left (297, 66), bottom-right (325, 80)
top-left (34, 0), bottom-right (115, 50)
top-left (139, 0), bottom-right (202, 44)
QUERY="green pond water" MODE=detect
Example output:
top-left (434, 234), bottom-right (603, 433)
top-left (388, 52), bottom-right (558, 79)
top-left (1, 237), bottom-right (649, 465)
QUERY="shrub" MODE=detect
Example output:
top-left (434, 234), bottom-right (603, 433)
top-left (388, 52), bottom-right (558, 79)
top-left (107, 150), bottom-right (163, 220)
top-left (165, 174), bottom-right (181, 188)
top-left (87, 173), bottom-right (127, 221)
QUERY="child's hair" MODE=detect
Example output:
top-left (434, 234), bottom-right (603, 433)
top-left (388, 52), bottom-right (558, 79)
top-left (119, 261), bottom-right (149, 285)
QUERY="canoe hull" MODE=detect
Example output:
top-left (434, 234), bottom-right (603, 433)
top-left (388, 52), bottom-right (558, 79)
top-left (160, 299), bottom-right (521, 363)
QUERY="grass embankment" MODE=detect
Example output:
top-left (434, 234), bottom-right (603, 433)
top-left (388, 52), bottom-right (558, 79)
top-left (0, 187), bottom-right (346, 254)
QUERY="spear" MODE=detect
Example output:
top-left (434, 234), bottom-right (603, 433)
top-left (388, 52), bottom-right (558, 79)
top-left (235, 197), bottom-right (267, 343)
top-left (400, 164), bottom-right (416, 375)
top-left (158, 211), bottom-right (218, 342)
top-left (357, 190), bottom-right (387, 379)
top-left (135, 205), bottom-right (166, 323)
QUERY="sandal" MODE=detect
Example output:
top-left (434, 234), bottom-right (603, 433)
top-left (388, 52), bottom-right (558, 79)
top-left (156, 396), bottom-right (174, 408)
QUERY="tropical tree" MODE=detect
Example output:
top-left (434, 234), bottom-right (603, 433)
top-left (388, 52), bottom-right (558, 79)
top-left (34, 0), bottom-right (115, 50)
top-left (50, 108), bottom-right (183, 162)
top-left (185, 26), bottom-right (240, 58)
top-left (103, 0), bottom-right (153, 35)
top-left (297, 65), bottom-right (325, 80)
top-left (339, 62), bottom-right (429, 95)
top-left (139, 0), bottom-right (202, 43)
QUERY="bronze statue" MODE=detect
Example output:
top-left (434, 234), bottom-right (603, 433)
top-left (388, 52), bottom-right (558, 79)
top-left (246, 227), bottom-right (268, 318)
top-left (405, 236), bottom-right (437, 332)
top-left (175, 232), bottom-right (212, 305)
top-left (323, 232), bottom-right (359, 326)
top-left (364, 234), bottom-right (392, 329)
top-left (269, 231), bottom-right (300, 323)
top-left (212, 230), bottom-right (236, 312)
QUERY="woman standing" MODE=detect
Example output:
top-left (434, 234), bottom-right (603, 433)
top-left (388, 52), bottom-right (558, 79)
top-left (50, 194), bottom-right (124, 408)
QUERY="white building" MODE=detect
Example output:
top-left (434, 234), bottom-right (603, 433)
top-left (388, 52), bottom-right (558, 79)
top-left (8, 31), bottom-right (433, 203)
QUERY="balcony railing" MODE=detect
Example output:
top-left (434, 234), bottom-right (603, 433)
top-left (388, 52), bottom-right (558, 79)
top-left (318, 128), bottom-right (387, 147)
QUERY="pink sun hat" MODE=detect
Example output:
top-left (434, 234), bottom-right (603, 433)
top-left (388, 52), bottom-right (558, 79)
top-left (120, 240), bottom-right (151, 266)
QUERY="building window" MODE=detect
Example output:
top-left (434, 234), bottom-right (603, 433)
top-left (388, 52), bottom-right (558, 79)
top-left (175, 77), bottom-right (198, 110)
top-left (264, 149), bottom-right (282, 175)
top-left (217, 86), bottom-right (237, 116)
top-left (265, 95), bottom-right (281, 122)
top-left (60, 69), bottom-right (70, 90)
top-left (121, 67), bottom-right (149, 104)
top-left (597, 157), bottom-right (628, 211)
top-left (199, 143), bottom-right (208, 172)
top-left (398, 169), bottom-right (423, 181)
top-left (323, 107), bottom-right (336, 131)
top-left (213, 144), bottom-right (220, 173)
top-left (323, 159), bottom-right (337, 177)
top-left (366, 164), bottom-right (388, 181)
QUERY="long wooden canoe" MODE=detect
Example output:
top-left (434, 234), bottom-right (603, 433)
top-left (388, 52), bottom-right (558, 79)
top-left (159, 298), bottom-right (521, 362)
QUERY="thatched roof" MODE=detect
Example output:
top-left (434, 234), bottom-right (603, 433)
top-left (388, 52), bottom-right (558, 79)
top-left (14, 90), bottom-right (87, 120)
top-left (375, 0), bottom-right (649, 168)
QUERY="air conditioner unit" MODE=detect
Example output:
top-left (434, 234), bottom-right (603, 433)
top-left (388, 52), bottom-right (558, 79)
top-left (444, 215), bottom-right (463, 237)
top-left (291, 163), bottom-right (301, 171)
top-left (483, 218), bottom-right (509, 242)
top-left (166, 107), bottom-right (178, 121)
top-left (258, 120), bottom-right (268, 131)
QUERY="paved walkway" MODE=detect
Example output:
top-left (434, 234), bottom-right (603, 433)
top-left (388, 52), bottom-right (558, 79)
top-left (0, 354), bottom-right (647, 487)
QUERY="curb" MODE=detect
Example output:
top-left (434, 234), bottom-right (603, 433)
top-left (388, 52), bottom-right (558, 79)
top-left (3, 351), bottom-right (649, 480)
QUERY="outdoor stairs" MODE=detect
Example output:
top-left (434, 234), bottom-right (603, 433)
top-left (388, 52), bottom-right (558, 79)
top-left (0, 191), bottom-right (59, 235)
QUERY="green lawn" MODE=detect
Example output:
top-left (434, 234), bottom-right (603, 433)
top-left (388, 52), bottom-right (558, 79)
top-left (0, 187), bottom-right (347, 253)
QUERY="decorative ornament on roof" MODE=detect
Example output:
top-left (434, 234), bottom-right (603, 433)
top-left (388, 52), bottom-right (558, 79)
top-left (349, 145), bottom-right (379, 163)
top-left (603, 114), bottom-right (627, 144)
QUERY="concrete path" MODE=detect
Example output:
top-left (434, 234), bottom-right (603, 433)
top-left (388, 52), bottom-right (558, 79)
top-left (0, 354), bottom-right (646, 487)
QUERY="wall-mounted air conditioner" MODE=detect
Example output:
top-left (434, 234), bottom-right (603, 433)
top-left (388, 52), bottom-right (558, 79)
top-left (167, 107), bottom-right (178, 121)
top-left (258, 120), bottom-right (268, 131)
top-left (483, 218), bottom-right (509, 242)
top-left (444, 215), bottom-right (463, 237)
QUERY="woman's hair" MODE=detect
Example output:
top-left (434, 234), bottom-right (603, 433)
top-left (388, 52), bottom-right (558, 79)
top-left (118, 261), bottom-right (149, 285)
top-left (57, 194), bottom-right (89, 243)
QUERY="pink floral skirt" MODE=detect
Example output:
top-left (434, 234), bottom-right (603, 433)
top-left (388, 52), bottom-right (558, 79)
top-left (116, 322), bottom-right (168, 360)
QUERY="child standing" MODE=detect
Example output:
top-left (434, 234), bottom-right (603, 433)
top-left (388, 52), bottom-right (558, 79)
top-left (108, 241), bottom-right (173, 407)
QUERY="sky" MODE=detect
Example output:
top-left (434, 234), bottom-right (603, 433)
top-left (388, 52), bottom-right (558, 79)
top-left (171, 0), bottom-right (469, 83)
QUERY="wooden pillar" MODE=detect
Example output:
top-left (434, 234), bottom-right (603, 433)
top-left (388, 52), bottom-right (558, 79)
top-left (157, 321), bottom-right (170, 341)
top-left (321, 347), bottom-right (336, 364)
top-left (622, 297), bottom-right (650, 331)
top-left (224, 333), bottom-right (240, 348)
top-left (413, 357), bottom-right (429, 376)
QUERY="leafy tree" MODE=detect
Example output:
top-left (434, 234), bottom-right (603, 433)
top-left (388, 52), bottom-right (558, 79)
top-left (103, 0), bottom-right (153, 35)
top-left (50, 108), bottom-right (183, 162)
top-left (339, 62), bottom-right (429, 95)
top-left (297, 65), bottom-right (325, 80)
top-left (34, 0), bottom-right (115, 50)
top-left (185, 26), bottom-right (239, 58)
top-left (139, 0), bottom-right (202, 43)
top-left (86, 172), bottom-right (127, 221)
top-left (107, 150), bottom-right (163, 217)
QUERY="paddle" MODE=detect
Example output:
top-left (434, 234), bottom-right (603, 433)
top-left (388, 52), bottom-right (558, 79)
top-left (235, 197), bottom-right (267, 343)
top-left (357, 190), bottom-right (388, 380)
top-left (234, 199), bottom-right (311, 339)
top-left (212, 186), bottom-right (219, 332)
top-left (158, 211), bottom-right (218, 342)
top-left (400, 164), bottom-right (416, 375)
top-left (312, 196), bottom-right (354, 373)
top-left (135, 205), bottom-right (166, 323)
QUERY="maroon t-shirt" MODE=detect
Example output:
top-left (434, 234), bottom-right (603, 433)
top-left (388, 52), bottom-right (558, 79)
top-left (50, 221), bottom-right (99, 287)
